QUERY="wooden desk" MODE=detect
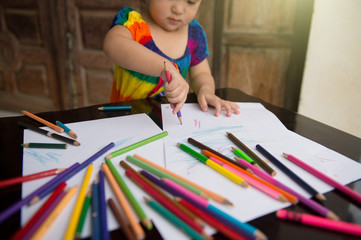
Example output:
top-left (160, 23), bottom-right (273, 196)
top-left (0, 88), bottom-right (360, 240)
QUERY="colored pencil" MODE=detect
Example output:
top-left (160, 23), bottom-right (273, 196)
top-left (145, 197), bottom-right (206, 240)
top-left (10, 182), bottom-right (67, 240)
top-left (139, 169), bottom-right (205, 227)
top-left (236, 156), bottom-right (339, 220)
top-left (256, 144), bottom-right (326, 201)
top-left (22, 110), bottom-right (64, 133)
top-left (91, 180), bottom-right (101, 240)
top-left (21, 143), bottom-right (67, 149)
top-left (56, 121), bottom-right (78, 139)
top-left (163, 61), bottom-right (183, 124)
top-left (232, 147), bottom-right (259, 167)
top-left (277, 209), bottom-right (361, 236)
top-left (0, 168), bottom-right (65, 188)
top-left (178, 143), bottom-right (250, 188)
top-left (98, 170), bottom-right (110, 240)
top-left (75, 190), bottom-right (91, 239)
top-left (31, 185), bottom-right (78, 240)
top-left (0, 162), bottom-right (79, 224)
top-left (105, 131), bottom-right (168, 159)
top-left (21, 189), bottom-right (67, 240)
top-left (105, 158), bottom-right (152, 230)
top-left (176, 198), bottom-right (247, 240)
top-left (30, 142), bottom-right (114, 204)
top-left (283, 153), bottom-right (361, 204)
top-left (108, 198), bottom-right (136, 240)
top-left (138, 167), bottom-right (263, 240)
top-left (187, 137), bottom-right (248, 171)
top-left (64, 164), bottom-right (93, 240)
top-left (101, 163), bottom-right (145, 240)
top-left (209, 156), bottom-right (288, 202)
top-left (204, 150), bottom-right (298, 204)
top-left (18, 121), bottom-right (80, 146)
top-left (149, 167), bottom-right (265, 240)
top-left (126, 155), bottom-right (208, 199)
top-left (226, 132), bottom-right (276, 176)
top-left (130, 154), bottom-right (231, 205)
top-left (98, 106), bottom-right (131, 111)
top-left (125, 169), bottom-right (210, 239)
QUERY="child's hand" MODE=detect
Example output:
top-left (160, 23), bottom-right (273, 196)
top-left (161, 67), bottom-right (189, 114)
top-left (197, 89), bottom-right (240, 117)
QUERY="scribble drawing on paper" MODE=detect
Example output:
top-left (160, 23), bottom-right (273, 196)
top-left (24, 150), bottom-right (62, 166)
top-left (114, 136), bottom-right (133, 148)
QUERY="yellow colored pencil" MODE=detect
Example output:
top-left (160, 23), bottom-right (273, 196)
top-left (31, 185), bottom-right (78, 240)
top-left (22, 110), bottom-right (64, 133)
top-left (101, 163), bottom-right (145, 240)
top-left (64, 164), bottom-right (93, 240)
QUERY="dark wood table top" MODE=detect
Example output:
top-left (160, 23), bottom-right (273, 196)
top-left (1, 88), bottom-right (360, 240)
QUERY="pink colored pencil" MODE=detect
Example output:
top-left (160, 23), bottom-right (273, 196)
top-left (11, 182), bottom-right (67, 240)
top-left (0, 169), bottom-right (65, 188)
top-left (236, 157), bottom-right (339, 220)
top-left (277, 209), bottom-right (361, 236)
top-left (209, 157), bottom-right (288, 202)
top-left (162, 178), bottom-right (209, 208)
top-left (283, 153), bottom-right (361, 204)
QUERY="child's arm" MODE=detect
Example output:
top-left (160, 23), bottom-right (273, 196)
top-left (103, 25), bottom-right (189, 112)
top-left (189, 59), bottom-right (240, 117)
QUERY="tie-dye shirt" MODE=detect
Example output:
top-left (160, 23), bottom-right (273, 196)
top-left (109, 6), bottom-right (209, 102)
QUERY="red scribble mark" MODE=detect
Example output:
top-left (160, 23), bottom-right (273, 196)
top-left (194, 119), bottom-right (201, 129)
top-left (315, 155), bottom-right (336, 163)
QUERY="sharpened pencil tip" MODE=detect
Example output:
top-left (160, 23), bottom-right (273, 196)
top-left (327, 211), bottom-right (340, 221)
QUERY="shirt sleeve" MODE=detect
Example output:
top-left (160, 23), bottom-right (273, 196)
top-left (188, 20), bottom-right (210, 66)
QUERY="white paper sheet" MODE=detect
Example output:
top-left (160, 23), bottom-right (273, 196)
top-left (21, 113), bottom-right (168, 239)
top-left (161, 102), bottom-right (361, 237)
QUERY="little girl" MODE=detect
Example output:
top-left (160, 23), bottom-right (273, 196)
top-left (103, 0), bottom-right (240, 117)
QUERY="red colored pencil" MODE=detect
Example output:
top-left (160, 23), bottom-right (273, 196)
top-left (0, 168), bottom-right (65, 188)
top-left (10, 182), bottom-right (67, 240)
top-left (177, 198), bottom-right (247, 240)
top-left (124, 169), bottom-right (211, 238)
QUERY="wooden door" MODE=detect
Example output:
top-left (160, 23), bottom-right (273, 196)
top-left (0, 0), bottom-right (62, 112)
top-left (211, 0), bottom-right (314, 110)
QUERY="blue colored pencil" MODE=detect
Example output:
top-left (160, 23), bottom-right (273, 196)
top-left (91, 181), bottom-right (101, 240)
top-left (255, 144), bottom-right (326, 201)
top-left (30, 142), bottom-right (115, 203)
top-left (0, 162), bottom-right (79, 224)
top-left (98, 170), bottom-right (110, 240)
top-left (98, 106), bottom-right (131, 111)
top-left (56, 121), bottom-right (78, 139)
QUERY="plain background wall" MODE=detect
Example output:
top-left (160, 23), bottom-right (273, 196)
top-left (299, 0), bottom-right (361, 138)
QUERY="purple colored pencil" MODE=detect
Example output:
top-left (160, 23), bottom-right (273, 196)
top-left (34, 142), bottom-right (115, 200)
top-left (236, 157), bottom-right (339, 220)
top-left (0, 162), bottom-right (79, 224)
top-left (98, 170), bottom-right (110, 240)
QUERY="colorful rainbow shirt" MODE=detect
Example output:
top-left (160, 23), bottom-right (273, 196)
top-left (109, 6), bottom-right (209, 102)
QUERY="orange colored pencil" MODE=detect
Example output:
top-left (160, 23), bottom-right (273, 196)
top-left (132, 154), bottom-right (233, 206)
top-left (22, 110), bottom-right (64, 133)
top-left (202, 150), bottom-right (298, 204)
top-left (101, 163), bottom-right (145, 240)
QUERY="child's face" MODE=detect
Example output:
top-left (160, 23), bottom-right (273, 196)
top-left (146, 0), bottom-right (202, 31)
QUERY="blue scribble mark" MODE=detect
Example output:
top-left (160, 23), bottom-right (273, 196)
top-left (114, 137), bottom-right (133, 148)
top-left (24, 150), bottom-right (62, 166)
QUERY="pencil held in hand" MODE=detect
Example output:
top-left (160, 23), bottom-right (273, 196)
top-left (164, 61), bottom-right (182, 124)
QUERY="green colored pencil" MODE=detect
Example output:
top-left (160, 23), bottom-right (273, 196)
top-left (75, 191), bottom-right (91, 239)
top-left (105, 131), bottom-right (168, 159)
top-left (145, 197), bottom-right (207, 240)
top-left (21, 143), bottom-right (67, 149)
top-left (105, 158), bottom-right (153, 230)
top-left (232, 147), bottom-right (256, 164)
top-left (125, 155), bottom-right (208, 198)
